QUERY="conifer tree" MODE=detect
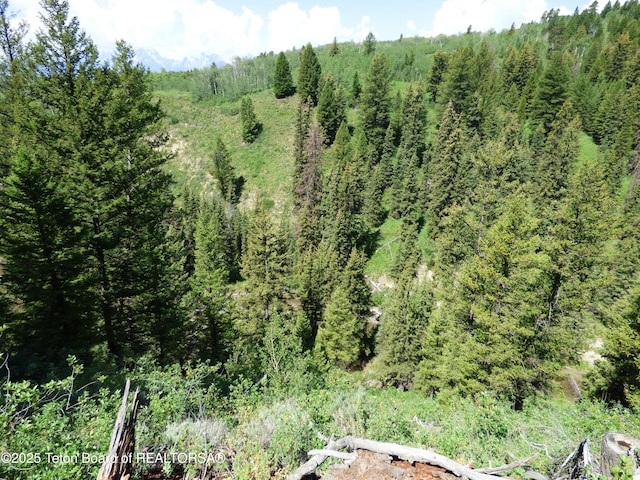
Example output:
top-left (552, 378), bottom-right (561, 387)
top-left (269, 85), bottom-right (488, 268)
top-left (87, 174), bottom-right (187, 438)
top-left (314, 249), bottom-right (370, 367)
top-left (592, 183), bottom-right (640, 406)
top-left (439, 45), bottom-right (475, 113)
top-left (298, 43), bottom-right (321, 105)
top-left (0, 0), bottom-right (26, 177)
top-left (240, 95), bottom-right (261, 143)
top-left (295, 241), bottom-right (340, 347)
top-left (531, 51), bottom-right (571, 132)
top-left (593, 81), bottom-right (627, 146)
top-left (419, 196), bottom-right (569, 408)
top-left (360, 53), bottom-right (391, 159)
top-left (534, 101), bottom-right (581, 209)
top-left (295, 121), bottom-right (324, 251)
top-left (376, 275), bottom-right (432, 387)
top-left (329, 37), bottom-right (339, 57)
top-left (397, 82), bottom-right (426, 166)
top-left (293, 97), bottom-right (313, 188)
top-left (314, 285), bottom-right (362, 366)
top-left (240, 203), bottom-right (290, 334)
top-left (350, 71), bottom-right (361, 107)
top-left (317, 74), bottom-right (345, 146)
top-left (273, 51), bottom-right (295, 99)
top-left (545, 159), bottom-right (614, 350)
top-left (363, 164), bottom-right (387, 228)
top-left (211, 137), bottom-right (236, 203)
top-left (427, 101), bottom-right (466, 230)
top-left (0, 148), bottom-right (91, 362)
top-left (427, 50), bottom-right (449, 102)
top-left (5, 1), bottom-right (177, 361)
top-left (182, 199), bottom-right (231, 363)
top-left (363, 31), bottom-right (376, 55)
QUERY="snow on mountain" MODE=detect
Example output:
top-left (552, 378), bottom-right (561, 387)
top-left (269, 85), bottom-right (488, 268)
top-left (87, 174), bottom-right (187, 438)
top-left (133, 48), bottom-right (227, 72)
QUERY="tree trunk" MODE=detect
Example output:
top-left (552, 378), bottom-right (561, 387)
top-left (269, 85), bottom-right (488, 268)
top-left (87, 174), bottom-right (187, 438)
top-left (601, 433), bottom-right (640, 479)
top-left (97, 379), bottom-right (139, 480)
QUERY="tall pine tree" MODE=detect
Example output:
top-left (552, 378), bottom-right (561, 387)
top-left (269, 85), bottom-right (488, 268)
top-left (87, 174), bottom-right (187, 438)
top-left (273, 51), bottom-right (294, 99)
top-left (298, 43), bottom-right (321, 106)
top-left (359, 53), bottom-right (391, 160)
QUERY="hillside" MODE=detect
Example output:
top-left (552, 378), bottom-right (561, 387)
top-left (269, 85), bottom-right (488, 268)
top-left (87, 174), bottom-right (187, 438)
top-left (2, 1), bottom-right (640, 479)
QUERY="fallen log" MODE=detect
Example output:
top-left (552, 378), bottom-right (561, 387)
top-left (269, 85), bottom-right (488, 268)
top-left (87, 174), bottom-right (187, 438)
top-left (288, 436), bottom-right (516, 480)
top-left (97, 379), bottom-right (140, 480)
top-left (476, 454), bottom-right (538, 474)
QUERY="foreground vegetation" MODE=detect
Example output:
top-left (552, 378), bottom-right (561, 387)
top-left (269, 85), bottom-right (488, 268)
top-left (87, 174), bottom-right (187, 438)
top-left (3, 357), bottom-right (640, 479)
top-left (2, 0), bottom-right (640, 478)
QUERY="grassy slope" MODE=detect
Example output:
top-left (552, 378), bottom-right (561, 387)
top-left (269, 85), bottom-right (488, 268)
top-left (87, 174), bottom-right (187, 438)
top-left (159, 89), bottom-right (298, 209)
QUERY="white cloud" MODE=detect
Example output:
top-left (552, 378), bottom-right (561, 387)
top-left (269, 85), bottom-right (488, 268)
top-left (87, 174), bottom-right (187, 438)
top-left (10, 0), bottom-right (265, 61)
top-left (407, 20), bottom-right (417, 32)
top-left (266, 3), bottom-right (370, 53)
top-left (9, 1), bottom-right (373, 61)
top-left (423, 0), bottom-right (571, 37)
top-left (72, 0), bottom-right (264, 61)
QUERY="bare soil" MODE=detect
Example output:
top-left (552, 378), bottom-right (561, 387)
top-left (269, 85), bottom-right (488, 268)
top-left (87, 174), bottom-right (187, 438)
top-left (321, 449), bottom-right (455, 480)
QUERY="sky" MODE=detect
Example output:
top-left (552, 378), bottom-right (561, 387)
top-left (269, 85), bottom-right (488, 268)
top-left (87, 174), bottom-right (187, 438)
top-left (8, 0), bottom-right (596, 62)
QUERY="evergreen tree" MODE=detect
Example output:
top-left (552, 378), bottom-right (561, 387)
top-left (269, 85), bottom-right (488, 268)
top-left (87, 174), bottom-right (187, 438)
top-left (534, 101), bottom-right (581, 209)
top-left (376, 275), bottom-right (432, 387)
top-left (439, 45), bottom-right (475, 114)
top-left (240, 203), bottom-right (290, 334)
top-left (427, 101), bottom-right (466, 230)
top-left (359, 53), bottom-right (391, 159)
top-left (181, 199), bottom-right (231, 363)
top-left (591, 183), bottom-right (640, 406)
top-left (427, 50), bottom-right (449, 103)
top-left (211, 137), bottom-right (237, 202)
top-left (0, 0), bottom-right (27, 177)
top-left (531, 51), bottom-right (571, 132)
top-left (328, 37), bottom-right (339, 57)
top-left (292, 97), bottom-right (313, 188)
top-left (419, 196), bottom-right (570, 408)
top-left (5, 1), bottom-right (177, 362)
top-left (0, 148), bottom-right (91, 364)
top-left (350, 70), bottom-right (361, 107)
top-left (363, 31), bottom-right (376, 55)
top-left (298, 43), bottom-right (321, 105)
top-left (240, 95), bottom-right (261, 143)
top-left (93, 42), bottom-right (178, 360)
top-left (273, 51), bottom-right (294, 99)
top-left (363, 162), bottom-right (387, 228)
top-left (593, 81), bottom-right (627, 146)
top-left (314, 285), bottom-right (363, 367)
top-left (604, 32), bottom-right (633, 82)
top-left (317, 73), bottom-right (345, 146)
top-left (397, 82), bottom-right (426, 165)
top-left (545, 159), bottom-right (614, 352)
top-left (314, 249), bottom-right (370, 367)
top-left (295, 121), bottom-right (324, 251)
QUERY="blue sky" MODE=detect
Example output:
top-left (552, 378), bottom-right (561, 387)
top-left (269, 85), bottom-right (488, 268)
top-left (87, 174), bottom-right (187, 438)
top-left (9, 0), bottom-right (596, 61)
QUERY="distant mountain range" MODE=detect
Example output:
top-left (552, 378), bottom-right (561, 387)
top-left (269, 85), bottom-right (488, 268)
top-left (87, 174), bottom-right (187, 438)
top-left (133, 48), bottom-right (227, 72)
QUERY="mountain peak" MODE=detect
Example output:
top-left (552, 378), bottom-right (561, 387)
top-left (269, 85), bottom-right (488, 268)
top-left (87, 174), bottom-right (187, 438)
top-left (133, 48), bottom-right (227, 72)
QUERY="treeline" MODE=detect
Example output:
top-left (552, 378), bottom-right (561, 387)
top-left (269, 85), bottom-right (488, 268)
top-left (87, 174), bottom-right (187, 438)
top-left (2, 0), bottom-right (640, 412)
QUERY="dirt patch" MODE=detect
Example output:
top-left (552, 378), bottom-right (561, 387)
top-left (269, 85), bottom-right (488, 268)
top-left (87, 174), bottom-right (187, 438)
top-left (416, 264), bottom-right (434, 283)
top-left (322, 450), bottom-right (453, 480)
top-left (581, 338), bottom-right (604, 366)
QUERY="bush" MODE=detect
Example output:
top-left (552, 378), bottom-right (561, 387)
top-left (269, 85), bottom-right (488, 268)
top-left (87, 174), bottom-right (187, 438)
top-left (0, 356), bottom-right (119, 480)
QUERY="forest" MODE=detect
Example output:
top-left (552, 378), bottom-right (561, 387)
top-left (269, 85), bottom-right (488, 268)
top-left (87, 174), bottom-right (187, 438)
top-left (1, 0), bottom-right (640, 478)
